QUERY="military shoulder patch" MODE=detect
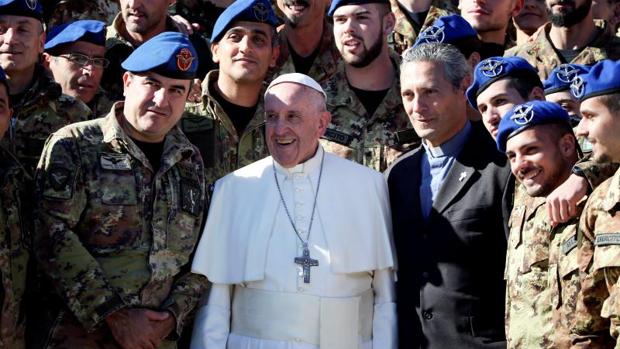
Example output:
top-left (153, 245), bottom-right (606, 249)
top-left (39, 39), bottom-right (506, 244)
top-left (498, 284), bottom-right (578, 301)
top-left (595, 233), bottom-right (620, 246)
top-left (181, 117), bottom-right (214, 133)
top-left (43, 165), bottom-right (74, 200)
top-left (562, 234), bottom-right (578, 255)
top-left (180, 179), bottom-right (202, 217)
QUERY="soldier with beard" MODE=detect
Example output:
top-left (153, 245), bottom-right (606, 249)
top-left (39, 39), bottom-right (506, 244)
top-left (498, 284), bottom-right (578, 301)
top-left (320, 0), bottom-right (417, 172)
top-left (270, 0), bottom-right (341, 83)
top-left (506, 0), bottom-right (620, 80)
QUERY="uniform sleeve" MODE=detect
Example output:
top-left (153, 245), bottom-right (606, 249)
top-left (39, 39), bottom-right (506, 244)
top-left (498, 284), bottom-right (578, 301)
top-left (572, 194), bottom-right (616, 348)
top-left (34, 133), bottom-right (126, 331)
top-left (596, 205), bottom-right (620, 346)
top-left (372, 267), bottom-right (397, 349)
top-left (190, 283), bottom-right (232, 349)
top-left (575, 157), bottom-right (619, 190)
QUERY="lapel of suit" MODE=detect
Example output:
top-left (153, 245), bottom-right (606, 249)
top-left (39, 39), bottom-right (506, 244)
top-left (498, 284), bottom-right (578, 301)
top-left (431, 128), bottom-right (480, 215)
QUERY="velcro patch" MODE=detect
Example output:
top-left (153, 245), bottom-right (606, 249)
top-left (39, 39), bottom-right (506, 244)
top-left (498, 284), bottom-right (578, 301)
top-left (595, 233), bottom-right (620, 246)
top-left (100, 153), bottom-right (132, 171)
top-left (562, 234), bottom-right (578, 255)
top-left (322, 128), bottom-right (354, 146)
top-left (43, 165), bottom-right (74, 200)
top-left (181, 117), bottom-right (213, 133)
top-left (181, 179), bottom-right (202, 216)
top-left (395, 129), bottom-right (419, 145)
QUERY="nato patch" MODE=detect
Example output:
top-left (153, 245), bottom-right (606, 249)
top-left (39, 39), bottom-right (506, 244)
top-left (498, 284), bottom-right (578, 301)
top-left (100, 153), bottom-right (132, 171)
top-left (323, 128), bottom-right (353, 146)
top-left (562, 234), bottom-right (578, 255)
top-left (595, 233), bottom-right (620, 246)
top-left (395, 129), bottom-right (419, 145)
top-left (181, 179), bottom-right (201, 216)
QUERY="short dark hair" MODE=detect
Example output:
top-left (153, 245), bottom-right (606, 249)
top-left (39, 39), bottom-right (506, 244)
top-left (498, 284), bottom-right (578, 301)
top-left (597, 92), bottom-right (620, 113)
top-left (504, 75), bottom-right (543, 100)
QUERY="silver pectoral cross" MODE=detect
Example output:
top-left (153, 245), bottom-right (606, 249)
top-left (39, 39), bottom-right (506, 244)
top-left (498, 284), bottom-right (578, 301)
top-left (294, 247), bottom-right (319, 283)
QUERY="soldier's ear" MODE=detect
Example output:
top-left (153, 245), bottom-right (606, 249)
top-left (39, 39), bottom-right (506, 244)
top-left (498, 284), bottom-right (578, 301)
top-left (383, 12), bottom-right (396, 35)
top-left (210, 42), bottom-right (220, 64)
top-left (122, 72), bottom-right (134, 97)
top-left (511, 0), bottom-right (524, 17)
top-left (41, 53), bottom-right (53, 70)
top-left (37, 30), bottom-right (46, 55)
top-left (270, 45), bottom-right (280, 68)
top-left (467, 52), bottom-right (481, 71)
top-left (558, 132), bottom-right (576, 159)
top-left (530, 86), bottom-right (545, 101)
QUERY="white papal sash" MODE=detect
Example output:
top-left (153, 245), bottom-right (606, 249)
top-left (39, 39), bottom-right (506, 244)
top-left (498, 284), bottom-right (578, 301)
top-left (230, 287), bottom-right (373, 349)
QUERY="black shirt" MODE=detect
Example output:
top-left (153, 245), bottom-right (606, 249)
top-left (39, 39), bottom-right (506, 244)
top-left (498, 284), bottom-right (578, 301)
top-left (350, 85), bottom-right (390, 116)
top-left (289, 41), bottom-right (321, 75)
top-left (131, 138), bottom-right (164, 172)
top-left (211, 83), bottom-right (258, 135)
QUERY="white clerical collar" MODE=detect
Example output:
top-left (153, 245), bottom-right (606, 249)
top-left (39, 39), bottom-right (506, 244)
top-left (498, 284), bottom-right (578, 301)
top-left (273, 145), bottom-right (324, 178)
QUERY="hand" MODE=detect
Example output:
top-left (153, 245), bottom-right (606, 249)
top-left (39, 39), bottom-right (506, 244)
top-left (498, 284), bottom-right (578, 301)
top-left (170, 14), bottom-right (200, 36)
top-left (187, 78), bottom-right (203, 103)
top-left (546, 174), bottom-right (588, 226)
top-left (106, 308), bottom-right (175, 349)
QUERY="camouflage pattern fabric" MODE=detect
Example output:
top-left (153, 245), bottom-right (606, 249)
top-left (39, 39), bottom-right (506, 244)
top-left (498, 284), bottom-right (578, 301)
top-left (0, 146), bottom-right (29, 349)
top-left (573, 168), bottom-right (620, 347)
top-left (180, 70), bottom-right (269, 192)
top-left (505, 20), bottom-right (620, 80)
top-left (0, 65), bottom-right (92, 178)
top-left (45, 0), bottom-right (120, 28)
top-left (388, 0), bottom-right (458, 55)
top-left (574, 154), bottom-right (619, 190)
top-left (320, 55), bottom-right (418, 172)
top-left (89, 89), bottom-right (117, 119)
top-left (269, 21), bottom-right (341, 84)
top-left (33, 103), bottom-right (208, 349)
top-left (505, 184), bottom-right (582, 348)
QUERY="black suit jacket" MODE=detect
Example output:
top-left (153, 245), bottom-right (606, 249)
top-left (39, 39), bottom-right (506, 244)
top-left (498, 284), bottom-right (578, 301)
top-left (386, 122), bottom-right (514, 349)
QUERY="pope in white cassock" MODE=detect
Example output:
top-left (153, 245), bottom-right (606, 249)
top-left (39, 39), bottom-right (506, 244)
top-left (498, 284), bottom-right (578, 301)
top-left (189, 73), bottom-right (397, 349)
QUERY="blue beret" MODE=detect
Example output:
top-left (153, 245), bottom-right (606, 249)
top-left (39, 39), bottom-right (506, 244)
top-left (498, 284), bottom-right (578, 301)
top-left (211, 0), bottom-right (278, 43)
top-left (543, 64), bottom-right (590, 95)
top-left (496, 101), bottom-right (570, 152)
top-left (45, 20), bottom-right (106, 51)
top-left (0, 0), bottom-right (43, 21)
top-left (122, 32), bottom-right (198, 80)
top-left (328, 0), bottom-right (389, 16)
top-left (413, 15), bottom-right (478, 47)
top-left (467, 56), bottom-right (541, 110)
top-left (570, 59), bottom-right (620, 101)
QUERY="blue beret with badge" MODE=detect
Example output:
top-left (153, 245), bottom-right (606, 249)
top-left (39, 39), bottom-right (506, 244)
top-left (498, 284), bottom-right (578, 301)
top-left (45, 20), bottom-right (107, 52)
top-left (495, 100), bottom-right (570, 152)
top-left (0, 0), bottom-right (43, 21)
top-left (328, 0), bottom-right (390, 16)
top-left (413, 15), bottom-right (477, 47)
top-left (211, 0), bottom-right (278, 43)
top-left (466, 56), bottom-right (541, 110)
top-left (121, 31), bottom-right (198, 80)
top-left (570, 59), bottom-right (620, 101)
top-left (543, 64), bottom-right (590, 95)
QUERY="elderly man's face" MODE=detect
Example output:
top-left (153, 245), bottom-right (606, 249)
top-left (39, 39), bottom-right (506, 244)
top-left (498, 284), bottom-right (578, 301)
top-left (119, 0), bottom-right (173, 36)
top-left (44, 41), bottom-right (106, 104)
top-left (0, 83), bottom-right (12, 139)
top-left (578, 95), bottom-right (620, 162)
top-left (122, 71), bottom-right (191, 143)
top-left (506, 125), bottom-right (575, 197)
top-left (0, 15), bottom-right (45, 75)
top-left (265, 82), bottom-right (331, 168)
top-left (400, 60), bottom-right (468, 147)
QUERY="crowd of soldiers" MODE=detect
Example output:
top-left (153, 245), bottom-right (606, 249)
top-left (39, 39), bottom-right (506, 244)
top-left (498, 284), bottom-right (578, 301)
top-left (2, 0), bottom-right (620, 348)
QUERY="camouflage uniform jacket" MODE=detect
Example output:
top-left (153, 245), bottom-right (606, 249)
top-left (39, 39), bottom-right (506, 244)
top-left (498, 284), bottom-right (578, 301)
top-left (180, 70), bottom-right (269, 191)
top-left (89, 88), bottom-right (117, 119)
top-left (320, 56), bottom-right (418, 172)
top-left (388, 0), bottom-right (458, 55)
top-left (574, 168), bottom-right (620, 348)
top-left (505, 20), bottom-right (620, 80)
top-left (269, 20), bottom-right (341, 84)
top-left (34, 103), bottom-right (208, 348)
top-left (45, 0), bottom-right (119, 28)
top-left (505, 184), bottom-right (581, 349)
top-left (0, 65), bottom-right (92, 177)
top-left (0, 146), bottom-right (29, 349)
